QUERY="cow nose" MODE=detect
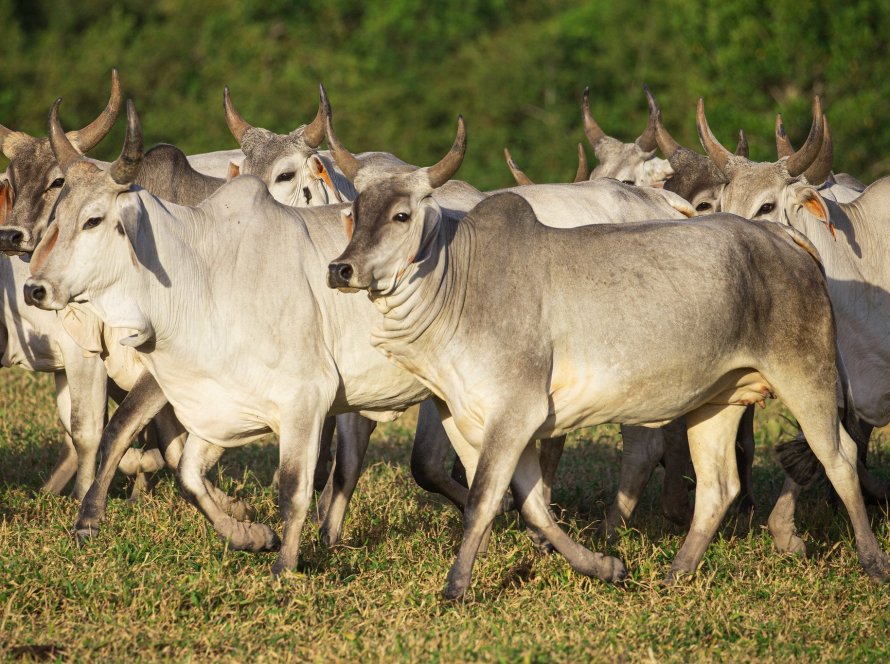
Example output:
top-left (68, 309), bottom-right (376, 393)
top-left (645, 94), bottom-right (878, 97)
top-left (23, 282), bottom-right (46, 306)
top-left (327, 262), bottom-right (354, 288)
top-left (0, 229), bottom-right (24, 250)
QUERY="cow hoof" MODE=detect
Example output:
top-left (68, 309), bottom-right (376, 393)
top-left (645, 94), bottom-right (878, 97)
top-left (525, 527), bottom-right (554, 555)
top-left (597, 554), bottom-right (627, 584)
top-left (73, 525), bottom-right (100, 547)
top-left (319, 524), bottom-right (341, 548)
top-left (861, 554), bottom-right (890, 583)
top-left (661, 568), bottom-right (692, 587)
top-left (224, 522), bottom-right (280, 552)
top-left (774, 534), bottom-right (807, 557)
top-left (441, 580), bottom-right (468, 602)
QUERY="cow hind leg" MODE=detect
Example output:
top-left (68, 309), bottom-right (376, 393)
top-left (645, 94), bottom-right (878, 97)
top-left (735, 405), bottom-right (756, 515)
top-left (660, 419), bottom-right (694, 527)
top-left (409, 399), bottom-right (470, 510)
top-left (317, 414), bottom-right (376, 547)
top-left (767, 476), bottom-right (806, 555)
top-left (511, 443), bottom-right (625, 582)
top-left (666, 404), bottom-right (746, 583)
top-left (178, 434), bottom-right (279, 553)
top-left (42, 433), bottom-right (78, 496)
top-left (599, 425), bottom-right (665, 539)
top-left (314, 416), bottom-right (336, 493)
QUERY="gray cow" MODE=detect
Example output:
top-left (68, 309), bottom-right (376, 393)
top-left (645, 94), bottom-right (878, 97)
top-left (327, 117), bottom-right (889, 598)
top-left (696, 96), bottom-right (890, 552)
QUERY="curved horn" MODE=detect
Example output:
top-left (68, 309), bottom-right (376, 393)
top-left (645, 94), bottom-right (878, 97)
top-left (426, 116), bottom-right (467, 189)
top-left (504, 147), bottom-right (534, 186)
top-left (72, 68), bottom-right (122, 152)
top-left (734, 129), bottom-right (748, 158)
top-left (573, 143), bottom-right (589, 183)
top-left (47, 99), bottom-right (83, 174)
top-left (109, 100), bottom-right (143, 185)
top-left (786, 96), bottom-right (824, 177)
top-left (301, 84), bottom-right (328, 148)
top-left (696, 97), bottom-right (732, 172)
top-left (775, 113), bottom-right (795, 158)
top-left (324, 104), bottom-right (361, 182)
top-left (223, 85), bottom-right (255, 144)
top-left (654, 110), bottom-right (681, 160)
top-left (803, 114), bottom-right (833, 185)
top-left (0, 121), bottom-right (14, 156)
top-left (635, 85), bottom-right (658, 152)
top-left (581, 86), bottom-right (607, 147)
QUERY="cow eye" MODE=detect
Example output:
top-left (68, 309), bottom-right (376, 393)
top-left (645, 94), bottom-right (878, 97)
top-left (622, 180), bottom-right (635, 185)
top-left (392, 212), bottom-right (410, 222)
top-left (757, 202), bottom-right (775, 216)
top-left (276, 171), bottom-right (296, 183)
top-left (48, 178), bottom-right (65, 190)
top-left (82, 217), bottom-right (103, 230)
top-left (695, 202), bottom-right (711, 212)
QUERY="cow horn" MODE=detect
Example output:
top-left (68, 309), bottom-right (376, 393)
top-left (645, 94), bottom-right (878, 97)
top-left (573, 143), bottom-right (589, 182)
top-left (654, 109), bottom-right (681, 160)
top-left (504, 147), bottom-right (534, 186)
top-left (109, 100), bottom-right (143, 185)
top-left (72, 68), bottom-right (122, 152)
top-left (803, 114), bottom-right (833, 185)
top-left (786, 96), bottom-right (824, 177)
top-left (0, 122), bottom-right (15, 156)
top-left (223, 85), bottom-right (254, 144)
top-left (426, 116), bottom-right (467, 189)
top-left (301, 84), bottom-right (329, 148)
top-left (735, 129), bottom-right (749, 158)
top-left (635, 85), bottom-right (658, 152)
top-left (47, 99), bottom-right (83, 174)
top-left (324, 104), bottom-right (361, 182)
top-left (696, 98), bottom-right (732, 172)
top-left (581, 86), bottom-right (607, 147)
top-left (775, 113), bottom-right (795, 158)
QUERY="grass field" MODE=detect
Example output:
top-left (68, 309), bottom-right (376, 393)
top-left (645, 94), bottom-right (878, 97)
top-left (1, 368), bottom-right (889, 662)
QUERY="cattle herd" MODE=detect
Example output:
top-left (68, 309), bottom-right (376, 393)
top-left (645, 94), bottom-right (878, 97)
top-left (1, 70), bottom-right (889, 600)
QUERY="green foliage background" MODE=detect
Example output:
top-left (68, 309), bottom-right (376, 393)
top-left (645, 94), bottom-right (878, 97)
top-left (2, 0), bottom-right (889, 190)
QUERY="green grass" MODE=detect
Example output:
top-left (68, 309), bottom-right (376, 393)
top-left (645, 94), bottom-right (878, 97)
top-left (1, 368), bottom-right (888, 662)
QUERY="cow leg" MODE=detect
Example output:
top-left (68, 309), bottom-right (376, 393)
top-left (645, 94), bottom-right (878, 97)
top-left (667, 404), bottom-right (746, 582)
top-left (539, 436), bottom-right (564, 508)
top-left (410, 399), bottom-right (472, 510)
top-left (511, 442), bottom-right (625, 582)
top-left (272, 408), bottom-right (327, 575)
top-left (40, 373), bottom-right (78, 495)
top-left (75, 370), bottom-right (169, 542)
top-left (789, 411), bottom-right (890, 581)
top-left (314, 417), bottom-right (336, 492)
top-left (661, 418), bottom-right (694, 526)
top-left (178, 434), bottom-right (279, 552)
top-left (317, 414), bottom-right (377, 547)
top-left (767, 477), bottom-right (806, 555)
top-left (599, 424), bottom-right (665, 539)
top-left (735, 405), bottom-right (756, 515)
top-left (59, 358), bottom-right (107, 500)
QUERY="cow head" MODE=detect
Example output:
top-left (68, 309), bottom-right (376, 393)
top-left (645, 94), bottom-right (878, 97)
top-left (25, 98), bottom-right (145, 312)
top-left (582, 87), bottom-right (673, 187)
top-left (645, 86), bottom-right (749, 215)
top-left (327, 117), bottom-right (465, 295)
top-left (224, 84), bottom-right (340, 207)
top-left (0, 70), bottom-right (122, 254)
top-left (698, 97), bottom-right (832, 235)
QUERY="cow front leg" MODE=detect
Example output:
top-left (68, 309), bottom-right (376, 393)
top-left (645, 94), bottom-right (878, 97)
top-left (178, 434), bottom-right (279, 552)
top-left (75, 371), bottom-right (170, 542)
top-left (317, 414), bottom-right (376, 547)
top-left (599, 425), bottom-right (665, 539)
top-left (41, 373), bottom-right (79, 495)
top-left (511, 443), bottom-right (625, 582)
top-left (59, 358), bottom-right (107, 500)
top-left (666, 404), bottom-right (746, 583)
top-left (272, 409), bottom-right (328, 575)
top-left (409, 399), bottom-right (471, 510)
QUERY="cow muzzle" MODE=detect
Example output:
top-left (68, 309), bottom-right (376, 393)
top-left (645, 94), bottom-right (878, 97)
top-left (0, 227), bottom-right (33, 255)
top-left (327, 262), bottom-right (355, 290)
top-left (23, 277), bottom-right (65, 310)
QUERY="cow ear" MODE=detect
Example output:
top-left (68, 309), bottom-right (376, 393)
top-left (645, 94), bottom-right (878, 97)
top-left (226, 161), bottom-right (240, 181)
top-left (0, 181), bottom-right (11, 225)
top-left (60, 303), bottom-right (104, 356)
top-left (309, 154), bottom-right (336, 193)
top-left (115, 194), bottom-right (141, 267)
top-left (340, 207), bottom-right (354, 241)
top-left (790, 183), bottom-right (829, 223)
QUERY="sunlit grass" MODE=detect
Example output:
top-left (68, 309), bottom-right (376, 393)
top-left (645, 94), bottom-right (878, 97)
top-left (1, 369), bottom-right (888, 661)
